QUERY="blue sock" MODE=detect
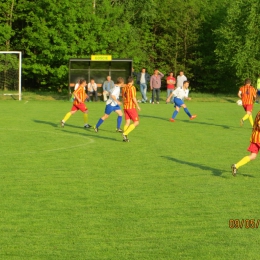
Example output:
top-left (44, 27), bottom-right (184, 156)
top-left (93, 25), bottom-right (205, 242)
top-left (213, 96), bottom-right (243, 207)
top-left (172, 110), bottom-right (178, 119)
top-left (96, 118), bottom-right (104, 128)
top-left (184, 108), bottom-right (192, 117)
top-left (117, 116), bottom-right (122, 129)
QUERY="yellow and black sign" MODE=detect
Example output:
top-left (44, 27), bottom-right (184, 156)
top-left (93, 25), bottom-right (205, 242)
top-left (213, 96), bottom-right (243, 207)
top-left (91, 55), bottom-right (112, 61)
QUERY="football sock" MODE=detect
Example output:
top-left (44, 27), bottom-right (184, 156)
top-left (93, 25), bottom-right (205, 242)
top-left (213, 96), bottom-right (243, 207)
top-left (63, 112), bottom-right (72, 122)
top-left (117, 116), bottom-right (122, 129)
top-left (184, 108), bottom-right (192, 117)
top-left (242, 114), bottom-right (249, 121)
top-left (124, 125), bottom-right (129, 132)
top-left (171, 110), bottom-right (178, 119)
top-left (249, 115), bottom-right (254, 126)
top-left (123, 124), bottom-right (135, 135)
top-left (96, 118), bottom-right (104, 128)
top-left (236, 156), bottom-right (251, 169)
top-left (83, 113), bottom-right (88, 124)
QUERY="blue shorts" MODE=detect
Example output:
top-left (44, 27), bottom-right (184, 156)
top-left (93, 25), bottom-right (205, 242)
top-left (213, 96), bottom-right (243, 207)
top-left (173, 97), bottom-right (184, 107)
top-left (105, 104), bottom-right (121, 115)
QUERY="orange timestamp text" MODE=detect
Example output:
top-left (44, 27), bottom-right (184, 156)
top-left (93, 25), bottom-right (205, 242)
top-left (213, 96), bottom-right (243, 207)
top-left (229, 219), bottom-right (260, 229)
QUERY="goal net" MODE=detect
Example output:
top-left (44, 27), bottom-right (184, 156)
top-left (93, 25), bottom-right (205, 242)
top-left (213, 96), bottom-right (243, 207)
top-left (0, 51), bottom-right (22, 100)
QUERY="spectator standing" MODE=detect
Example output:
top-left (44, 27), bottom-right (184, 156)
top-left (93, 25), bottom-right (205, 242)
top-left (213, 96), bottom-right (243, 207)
top-left (102, 76), bottom-right (115, 101)
top-left (176, 70), bottom-right (187, 89)
top-left (132, 67), bottom-right (150, 103)
top-left (166, 72), bottom-right (176, 104)
top-left (150, 69), bottom-right (164, 104)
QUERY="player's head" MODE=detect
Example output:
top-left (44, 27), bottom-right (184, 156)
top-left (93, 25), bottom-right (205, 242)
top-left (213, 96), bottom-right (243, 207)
top-left (116, 77), bottom-right (124, 84)
top-left (183, 80), bottom-right (189, 88)
top-left (179, 71), bottom-right (184, 76)
top-left (169, 72), bottom-right (173, 76)
top-left (141, 67), bottom-right (146, 73)
top-left (79, 78), bottom-right (86, 85)
top-left (127, 76), bottom-right (134, 84)
top-left (244, 78), bottom-right (251, 85)
top-left (253, 111), bottom-right (260, 131)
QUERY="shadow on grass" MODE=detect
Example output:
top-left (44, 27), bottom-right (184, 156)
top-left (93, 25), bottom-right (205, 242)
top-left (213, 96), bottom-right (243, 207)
top-left (161, 155), bottom-right (229, 178)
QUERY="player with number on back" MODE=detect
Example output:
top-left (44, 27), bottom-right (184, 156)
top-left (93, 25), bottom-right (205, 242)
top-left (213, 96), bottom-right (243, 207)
top-left (238, 78), bottom-right (257, 127)
top-left (121, 76), bottom-right (141, 142)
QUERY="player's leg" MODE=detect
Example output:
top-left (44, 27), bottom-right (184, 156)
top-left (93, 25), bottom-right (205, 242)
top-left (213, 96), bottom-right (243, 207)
top-left (94, 105), bottom-right (112, 132)
top-left (61, 106), bottom-right (77, 127)
top-left (182, 104), bottom-right (197, 120)
top-left (115, 109), bottom-right (123, 132)
top-left (123, 109), bottom-right (139, 138)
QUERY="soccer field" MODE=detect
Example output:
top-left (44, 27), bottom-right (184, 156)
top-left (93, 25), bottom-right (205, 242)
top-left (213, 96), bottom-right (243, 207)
top-left (0, 98), bottom-right (260, 259)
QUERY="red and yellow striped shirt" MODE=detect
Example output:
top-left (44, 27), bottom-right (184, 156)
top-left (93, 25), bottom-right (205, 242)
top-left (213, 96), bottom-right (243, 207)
top-left (239, 85), bottom-right (256, 105)
top-left (73, 85), bottom-right (87, 105)
top-left (250, 128), bottom-right (260, 143)
top-left (122, 84), bottom-right (137, 109)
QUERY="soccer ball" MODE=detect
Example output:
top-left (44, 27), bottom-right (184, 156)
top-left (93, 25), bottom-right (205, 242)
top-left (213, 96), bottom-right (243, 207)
top-left (236, 99), bottom-right (242, 106)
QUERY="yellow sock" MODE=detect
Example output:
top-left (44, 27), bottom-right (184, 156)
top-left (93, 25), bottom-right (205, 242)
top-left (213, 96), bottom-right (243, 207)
top-left (123, 124), bottom-right (135, 135)
top-left (124, 125), bottom-right (129, 132)
top-left (236, 156), bottom-right (251, 169)
top-left (249, 115), bottom-right (253, 126)
top-left (242, 114), bottom-right (249, 121)
top-left (63, 112), bottom-right (72, 122)
top-left (83, 113), bottom-right (88, 124)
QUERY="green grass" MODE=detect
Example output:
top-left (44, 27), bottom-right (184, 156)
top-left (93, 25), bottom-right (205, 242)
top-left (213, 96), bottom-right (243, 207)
top-left (1, 95), bottom-right (260, 259)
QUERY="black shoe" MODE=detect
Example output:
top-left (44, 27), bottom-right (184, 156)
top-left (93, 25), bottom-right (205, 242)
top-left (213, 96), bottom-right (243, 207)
top-left (122, 134), bottom-right (129, 142)
top-left (231, 164), bottom-right (237, 176)
top-left (116, 128), bottom-right (123, 133)
top-left (94, 125), bottom-right (98, 132)
top-left (84, 124), bottom-right (91, 128)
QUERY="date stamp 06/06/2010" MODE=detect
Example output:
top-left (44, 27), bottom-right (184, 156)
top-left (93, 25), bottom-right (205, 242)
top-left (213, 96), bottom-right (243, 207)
top-left (229, 219), bottom-right (260, 229)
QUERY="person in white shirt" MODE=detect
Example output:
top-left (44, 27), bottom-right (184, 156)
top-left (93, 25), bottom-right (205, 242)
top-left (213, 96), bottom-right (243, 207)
top-left (87, 79), bottom-right (98, 102)
top-left (176, 71), bottom-right (187, 88)
top-left (166, 81), bottom-right (197, 122)
top-left (93, 77), bottom-right (124, 132)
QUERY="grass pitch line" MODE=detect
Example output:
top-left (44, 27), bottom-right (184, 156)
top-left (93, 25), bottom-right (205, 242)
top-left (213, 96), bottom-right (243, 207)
top-left (0, 128), bottom-right (95, 155)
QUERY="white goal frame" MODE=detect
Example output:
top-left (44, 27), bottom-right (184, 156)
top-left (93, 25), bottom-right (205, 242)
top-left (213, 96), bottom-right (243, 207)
top-left (0, 51), bottom-right (22, 100)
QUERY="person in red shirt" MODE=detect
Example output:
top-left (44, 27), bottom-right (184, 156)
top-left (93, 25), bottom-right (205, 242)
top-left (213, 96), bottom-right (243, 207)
top-left (231, 111), bottom-right (260, 176)
top-left (60, 78), bottom-right (91, 128)
top-left (238, 78), bottom-right (257, 126)
top-left (166, 72), bottom-right (176, 104)
top-left (121, 76), bottom-right (141, 142)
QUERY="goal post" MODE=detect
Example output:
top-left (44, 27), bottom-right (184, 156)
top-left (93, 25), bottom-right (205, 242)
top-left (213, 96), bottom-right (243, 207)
top-left (0, 51), bottom-right (22, 100)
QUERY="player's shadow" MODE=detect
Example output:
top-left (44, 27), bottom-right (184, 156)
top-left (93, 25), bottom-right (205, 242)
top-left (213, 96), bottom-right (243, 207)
top-left (34, 119), bottom-right (61, 128)
top-left (161, 155), bottom-right (227, 178)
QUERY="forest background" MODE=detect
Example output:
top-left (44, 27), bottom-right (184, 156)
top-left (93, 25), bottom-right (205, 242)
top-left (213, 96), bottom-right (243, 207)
top-left (1, 0), bottom-right (260, 93)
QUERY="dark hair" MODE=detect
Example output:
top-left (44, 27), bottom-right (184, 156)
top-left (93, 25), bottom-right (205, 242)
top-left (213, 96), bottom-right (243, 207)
top-left (244, 78), bottom-right (251, 85)
top-left (116, 77), bottom-right (124, 84)
top-left (79, 78), bottom-right (86, 84)
top-left (128, 76), bottom-right (134, 83)
top-left (253, 111), bottom-right (260, 131)
top-left (183, 80), bottom-right (189, 84)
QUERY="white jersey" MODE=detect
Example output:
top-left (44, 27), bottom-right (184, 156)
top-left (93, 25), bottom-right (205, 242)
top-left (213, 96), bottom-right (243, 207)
top-left (173, 87), bottom-right (189, 100)
top-left (106, 85), bottom-right (120, 106)
top-left (176, 75), bottom-right (187, 88)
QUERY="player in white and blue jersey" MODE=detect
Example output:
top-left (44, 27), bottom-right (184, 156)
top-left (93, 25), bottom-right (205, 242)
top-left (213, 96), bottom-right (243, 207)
top-left (93, 77), bottom-right (124, 132)
top-left (166, 81), bottom-right (197, 122)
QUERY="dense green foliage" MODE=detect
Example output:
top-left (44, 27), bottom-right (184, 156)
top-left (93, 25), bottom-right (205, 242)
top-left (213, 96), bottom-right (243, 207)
top-left (1, 0), bottom-right (260, 92)
top-left (1, 98), bottom-right (260, 258)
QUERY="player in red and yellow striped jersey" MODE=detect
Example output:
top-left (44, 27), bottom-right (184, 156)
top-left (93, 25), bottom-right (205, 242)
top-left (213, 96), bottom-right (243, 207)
top-left (60, 78), bottom-right (91, 128)
top-left (231, 111), bottom-right (260, 176)
top-left (121, 76), bottom-right (141, 142)
top-left (238, 78), bottom-right (257, 126)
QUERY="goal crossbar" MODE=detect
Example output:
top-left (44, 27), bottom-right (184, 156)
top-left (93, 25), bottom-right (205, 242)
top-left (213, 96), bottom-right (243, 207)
top-left (0, 51), bottom-right (22, 100)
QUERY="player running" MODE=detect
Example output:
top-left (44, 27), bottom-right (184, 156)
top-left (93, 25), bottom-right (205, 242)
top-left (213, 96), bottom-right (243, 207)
top-left (121, 76), bottom-right (141, 142)
top-left (93, 77), bottom-right (125, 133)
